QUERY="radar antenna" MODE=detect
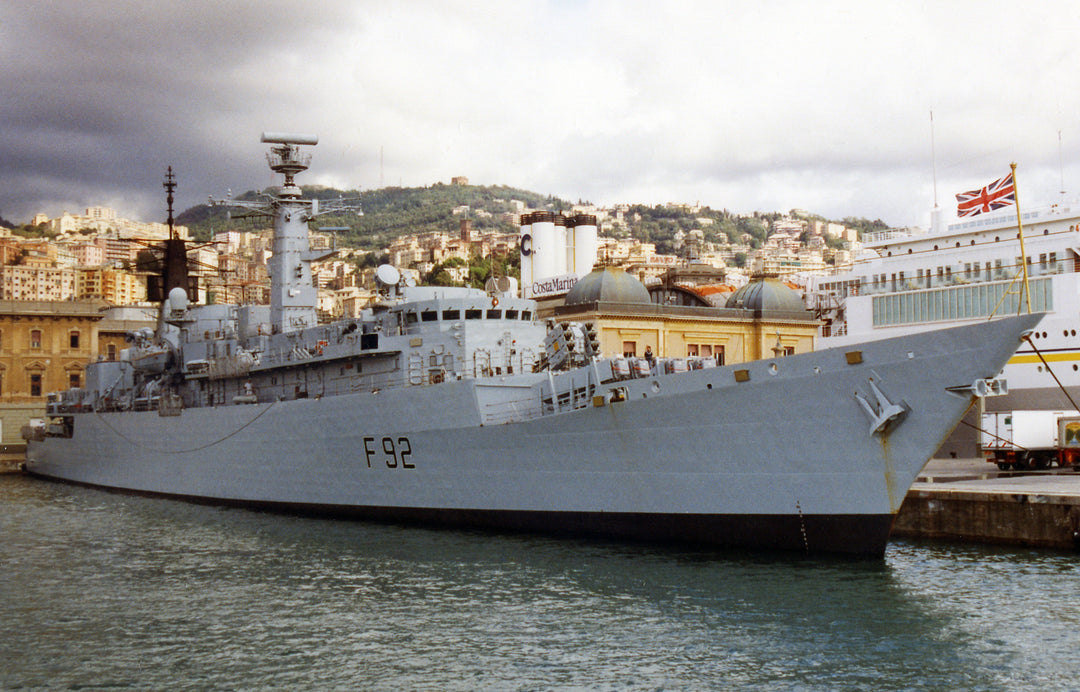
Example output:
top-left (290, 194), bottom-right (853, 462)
top-left (261, 132), bottom-right (318, 192)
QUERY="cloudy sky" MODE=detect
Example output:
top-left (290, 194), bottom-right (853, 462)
top-left (2, 1), bottom-right (1079, 229)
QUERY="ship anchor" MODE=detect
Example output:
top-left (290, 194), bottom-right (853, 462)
top-left (855, 378), bottom-right (908, 436)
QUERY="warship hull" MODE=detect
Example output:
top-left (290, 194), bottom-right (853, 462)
top-left (26, 314), bottom-right (1040, 556)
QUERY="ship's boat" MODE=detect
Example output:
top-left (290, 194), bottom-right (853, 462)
top-left (23, 134), bottom-right (1042, 556)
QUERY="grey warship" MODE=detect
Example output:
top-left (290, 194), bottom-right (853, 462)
top-left (24, 133), bottom-right (1042, 556)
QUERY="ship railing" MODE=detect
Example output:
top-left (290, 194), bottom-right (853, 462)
top-left (541, 384), bottom-right (596, 416)
top-left (821, 322), bottom-right (848, 338)
top-left (481, 397), bottom-right (545, 425)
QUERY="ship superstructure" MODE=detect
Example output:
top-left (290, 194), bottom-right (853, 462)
top-left (23, 134), bottom-right (1042, 556)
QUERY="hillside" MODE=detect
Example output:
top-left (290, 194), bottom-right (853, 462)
top-left (176, 183), bottom-right (889, 257)
top-left (177, 184), bottom-right (572, 248)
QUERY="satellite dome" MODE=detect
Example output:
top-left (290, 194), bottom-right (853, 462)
top-left (725, 277), bottom-right (808, 315)
top-left (565, 266), bottom-right (650, 305)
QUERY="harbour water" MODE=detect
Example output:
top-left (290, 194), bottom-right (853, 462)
top-left (2, 474), bottom-right (1079, 691)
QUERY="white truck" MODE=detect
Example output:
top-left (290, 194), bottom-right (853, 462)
top-left (981, 410), bottom-right (1080, 470)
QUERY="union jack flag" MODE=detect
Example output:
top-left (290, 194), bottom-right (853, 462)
top-left (956, 173), bottom-right (1016, 217)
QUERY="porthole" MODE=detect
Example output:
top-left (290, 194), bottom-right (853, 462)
top-left (971, 240), bottom-right (976, 245)
top-left (955, 242), bottom-right (960, 248)
top-left (908, 249), bottom-right (912, 254)
top-left (768, 363), bottom-right (778, 375)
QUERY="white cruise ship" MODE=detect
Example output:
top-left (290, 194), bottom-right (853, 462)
top-left (808, 202), bottom-right (1080, 456)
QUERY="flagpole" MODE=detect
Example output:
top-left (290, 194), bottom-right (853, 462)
top-left (1012, 162), bottom-right (1032, 314)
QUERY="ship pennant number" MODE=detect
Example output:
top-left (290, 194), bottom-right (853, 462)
top-left (362, 436), bottom-right (415, 469)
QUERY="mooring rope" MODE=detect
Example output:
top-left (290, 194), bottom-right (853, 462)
top-left (1021, 334), bottom-right (1080, 413)
top-left (93, 400), bottom-right (278, 454)
top-left (958, 334), bottom-right (1080, 458)
top-left (953, 398), bottom-right (1030, 453)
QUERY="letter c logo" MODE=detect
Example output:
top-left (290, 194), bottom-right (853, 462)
top-left (520, 233), bottom-right (532, 256)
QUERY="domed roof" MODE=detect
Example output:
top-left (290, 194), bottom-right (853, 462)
top-left (565, 266), bottom-right (651, 305)
top-left (725, 277), bottom-right (808, 314)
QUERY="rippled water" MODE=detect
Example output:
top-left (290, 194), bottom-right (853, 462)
top-left (2, 474), bottom-right (1079, 690)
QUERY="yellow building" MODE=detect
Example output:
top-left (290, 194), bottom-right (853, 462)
top-left (549, 267), bottom-right (817, 364)
top-left (0, 300), bottom-right (156, 444)
top-left (76, 267), bottom-right (148, 305)
top-left (0, 300), bottom-right (104, 444)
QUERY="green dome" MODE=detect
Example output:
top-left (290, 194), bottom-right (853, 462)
top-left (725, 277), bottom-right (807, 314)
top-left (565, 266), bottom-right (651, 305)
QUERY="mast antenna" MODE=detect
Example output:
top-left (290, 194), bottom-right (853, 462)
top-left (163, 166), bottom-right (177, 239)
top-left (1059, 130), bottom-right (1066, 196)
top-left (930, 111), bottom-right (939, 211)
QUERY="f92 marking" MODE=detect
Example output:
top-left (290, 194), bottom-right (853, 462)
top-left (363, 436), bottom-right (414, 469)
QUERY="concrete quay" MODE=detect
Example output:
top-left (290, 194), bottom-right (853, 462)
top-left (0, 444), bottom-right (25, 474)
top-left (892, 458), bottom-right (1080, 550)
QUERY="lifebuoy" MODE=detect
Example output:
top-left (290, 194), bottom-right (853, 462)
top-left (492, 296), bottom-right (499, 308)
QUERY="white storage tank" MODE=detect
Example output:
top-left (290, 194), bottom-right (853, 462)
top-left (553, 213), bottom-right (567, 277)
top-left (519, 213), bottom-right (533, 296)
top-left (571, 213), bottom-right (598, 275)
top-left (530, 211), bottom-right (557, 282)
